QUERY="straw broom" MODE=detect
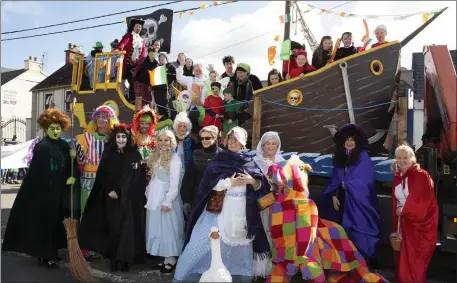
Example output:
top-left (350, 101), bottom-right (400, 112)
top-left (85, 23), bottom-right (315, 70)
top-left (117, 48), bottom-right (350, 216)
top-left (63, 96), bottom-right (97, 282)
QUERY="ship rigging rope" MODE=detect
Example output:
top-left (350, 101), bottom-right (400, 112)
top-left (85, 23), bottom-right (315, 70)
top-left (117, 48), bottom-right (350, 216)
top-left (51, 97), bottom-right (396, 116)
top-left (1, 1), bottom-right (238, 41)
top-left (1, 1), bottom-right (183, 35)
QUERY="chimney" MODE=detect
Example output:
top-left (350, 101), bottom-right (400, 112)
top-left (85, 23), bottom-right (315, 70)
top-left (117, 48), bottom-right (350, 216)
top-left (24, 56), bottom-right (42, 72)
top-left (65, 43), bottom-right (84, 65)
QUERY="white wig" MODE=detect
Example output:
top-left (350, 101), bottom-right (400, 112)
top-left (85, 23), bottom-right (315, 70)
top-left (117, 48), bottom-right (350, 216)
top-left (173, 111), bottom-right (192, 138)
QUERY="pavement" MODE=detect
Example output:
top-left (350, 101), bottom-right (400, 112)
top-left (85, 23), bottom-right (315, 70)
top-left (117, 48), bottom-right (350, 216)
top-left (1, 183), bottom-right (456, 282)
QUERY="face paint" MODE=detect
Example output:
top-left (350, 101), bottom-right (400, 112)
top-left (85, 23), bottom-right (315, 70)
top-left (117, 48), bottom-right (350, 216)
top-left (139, 114), bottom-right (152, 134)
top-left (116, 133), bottom-right (128, 149)
top-left (47, 123), bottom-right (62, 140)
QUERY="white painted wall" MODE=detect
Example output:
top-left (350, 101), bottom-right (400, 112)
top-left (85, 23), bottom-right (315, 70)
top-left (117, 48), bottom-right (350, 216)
top-left (413, 99), bottom-right (425, 149)
top-left (1, 66), bottom-right (47, 122)
top-left (32, 88), bottom-right (72, 138)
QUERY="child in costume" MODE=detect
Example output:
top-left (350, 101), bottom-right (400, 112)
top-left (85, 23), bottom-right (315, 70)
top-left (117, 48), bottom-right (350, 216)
top-left (222, 83), bottom-right (239, 142)
top-left (202, 82), bottom-right (225, 132)
top-left (75, 105), bottom-right (119, 212)
top-left (266, 156), bottom-right (388, 283)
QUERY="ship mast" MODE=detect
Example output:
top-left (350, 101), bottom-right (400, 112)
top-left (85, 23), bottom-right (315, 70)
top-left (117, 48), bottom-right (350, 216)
top-left (293, 1), bottom-right (319, 51)
top-left (283, 1), bottom-right (291, 41)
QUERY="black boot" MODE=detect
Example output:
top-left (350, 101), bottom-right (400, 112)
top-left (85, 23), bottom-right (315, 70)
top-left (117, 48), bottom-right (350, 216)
top-left (37, 257), bottom-right (58, 269)
top-left (109, 259), bottom-right (119, 272)
top-left (120, 262), bottom-right (129, 272)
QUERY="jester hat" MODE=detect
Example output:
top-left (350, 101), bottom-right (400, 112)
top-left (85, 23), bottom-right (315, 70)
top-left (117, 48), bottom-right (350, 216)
top-left (267, 155), bottom-right (312, 200)
top-left (132, 105), bottom-right (158, 136)
top-left (86, 105), bottom-right (119, 133)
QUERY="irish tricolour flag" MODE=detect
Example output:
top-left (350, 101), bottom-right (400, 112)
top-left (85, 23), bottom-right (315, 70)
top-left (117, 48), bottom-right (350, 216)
top-left (149, 65), bottom-right (167, 86)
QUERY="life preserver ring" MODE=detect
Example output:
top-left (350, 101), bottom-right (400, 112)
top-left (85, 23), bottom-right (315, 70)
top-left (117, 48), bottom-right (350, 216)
top-left (370, 60), bottom-right (384, 76)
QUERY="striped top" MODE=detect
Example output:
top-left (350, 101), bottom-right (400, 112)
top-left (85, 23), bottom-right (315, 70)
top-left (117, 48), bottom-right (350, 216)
top-left (75, 132), bottom-right (107, 169)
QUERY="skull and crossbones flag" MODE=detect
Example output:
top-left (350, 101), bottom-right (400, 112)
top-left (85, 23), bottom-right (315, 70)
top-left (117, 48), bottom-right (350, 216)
top-left (126, 9), bottom-right (174, 53)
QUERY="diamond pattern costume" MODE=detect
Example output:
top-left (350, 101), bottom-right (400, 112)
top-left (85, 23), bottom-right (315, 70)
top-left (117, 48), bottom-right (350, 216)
top-left (266, 156), bottom-right (388, 283)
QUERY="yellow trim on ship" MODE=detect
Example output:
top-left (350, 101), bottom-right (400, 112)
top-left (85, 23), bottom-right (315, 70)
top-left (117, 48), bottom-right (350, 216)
top-left (71, 51), bottom-right (135, 111)
top-left (254, 40), bottom-right (400, 94)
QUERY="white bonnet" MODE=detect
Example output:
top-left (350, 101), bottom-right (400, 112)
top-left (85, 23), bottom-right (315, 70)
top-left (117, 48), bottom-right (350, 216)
top-left (374, 24), bottom-right (387, 33)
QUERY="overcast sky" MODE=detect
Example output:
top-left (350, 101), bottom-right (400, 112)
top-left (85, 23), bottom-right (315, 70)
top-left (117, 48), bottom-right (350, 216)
top-left (1, 1), bottom-right (455, 80)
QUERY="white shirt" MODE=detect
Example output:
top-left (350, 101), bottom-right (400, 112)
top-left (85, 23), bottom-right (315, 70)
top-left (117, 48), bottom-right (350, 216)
top-left (394, 177), bottom-right (409, 212)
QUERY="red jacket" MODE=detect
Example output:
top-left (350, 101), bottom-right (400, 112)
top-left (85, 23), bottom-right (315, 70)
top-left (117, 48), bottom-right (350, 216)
top-left (117, 33), bottom-right (147, 79)
top-left (289, 64), bottom-right (316, 79)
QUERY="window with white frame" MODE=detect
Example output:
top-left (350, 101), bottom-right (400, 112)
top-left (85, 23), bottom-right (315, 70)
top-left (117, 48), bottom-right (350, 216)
top-left (44, 93), bottom-right (54, 110)
top-left (65, 90), bottom-right (73, 112)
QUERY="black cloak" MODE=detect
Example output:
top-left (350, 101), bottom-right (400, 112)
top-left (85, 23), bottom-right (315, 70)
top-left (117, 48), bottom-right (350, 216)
top-left (78, 144), bottom-right (147, 262)
top-left (2, 136), bottom-right (81, 260)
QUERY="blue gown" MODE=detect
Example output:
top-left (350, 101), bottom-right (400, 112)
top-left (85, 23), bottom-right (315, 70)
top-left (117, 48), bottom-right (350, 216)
top-left (318, 150), bottom-right (382, 259)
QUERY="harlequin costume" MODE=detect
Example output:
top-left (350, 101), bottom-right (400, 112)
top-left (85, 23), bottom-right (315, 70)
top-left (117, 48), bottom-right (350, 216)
top-left (75, 105), bottom-right (119, 212)
top-left (202, 82), bottom-right (225, 131)
top-left (266, 156), bottom-right (388, 283)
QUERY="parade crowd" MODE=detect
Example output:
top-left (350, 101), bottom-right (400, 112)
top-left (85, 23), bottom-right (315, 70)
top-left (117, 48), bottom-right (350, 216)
top-left (2, 18), bottom-right (439, 283)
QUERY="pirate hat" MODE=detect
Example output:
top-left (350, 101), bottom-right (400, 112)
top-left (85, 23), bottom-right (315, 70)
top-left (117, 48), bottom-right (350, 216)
top-left (128, 18), bottom-right (145, 29)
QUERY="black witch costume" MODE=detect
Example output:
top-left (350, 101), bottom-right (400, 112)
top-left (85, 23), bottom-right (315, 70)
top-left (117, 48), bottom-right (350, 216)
top-left (78, 124), bottom-right (147, 272)
top-left (2, 136), bottom-right (81, 267)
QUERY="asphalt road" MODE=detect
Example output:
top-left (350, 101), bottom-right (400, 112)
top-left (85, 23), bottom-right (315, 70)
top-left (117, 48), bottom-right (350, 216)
top-left (1, 183), bottom-right (456, 282)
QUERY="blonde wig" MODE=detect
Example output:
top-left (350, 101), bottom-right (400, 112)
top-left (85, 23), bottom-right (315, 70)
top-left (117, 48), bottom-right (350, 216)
top-left (199, 125), bottom-right (219, 139)
top-left (146, 130), bottom-right (177, 177)
top-left (391, 143), bottom-right (420, 172)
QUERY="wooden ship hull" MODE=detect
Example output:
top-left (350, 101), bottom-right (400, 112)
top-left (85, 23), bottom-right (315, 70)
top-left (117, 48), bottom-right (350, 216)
top-left (245, 41), bottom-right (401, 155)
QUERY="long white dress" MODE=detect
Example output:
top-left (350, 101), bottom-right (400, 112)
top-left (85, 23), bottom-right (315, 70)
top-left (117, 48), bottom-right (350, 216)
top-left (145, 153), bottom-right (185, 257)
top-left (173, 178), bottom-right (255, 281)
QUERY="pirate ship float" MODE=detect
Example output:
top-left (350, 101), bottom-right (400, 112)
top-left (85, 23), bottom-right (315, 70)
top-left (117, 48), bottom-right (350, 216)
top-left (68, 4), bottom-right (447, 158)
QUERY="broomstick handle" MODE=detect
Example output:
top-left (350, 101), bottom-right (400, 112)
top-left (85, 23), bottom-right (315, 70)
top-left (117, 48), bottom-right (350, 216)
top-left (70, 96), bottom-right (77, 219)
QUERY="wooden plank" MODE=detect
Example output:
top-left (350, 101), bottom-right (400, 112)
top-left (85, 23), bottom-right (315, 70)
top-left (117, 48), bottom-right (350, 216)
top-left (397, 97), bottom-right (408, 145)
top-left (251, 93), bottom-right (262, 149)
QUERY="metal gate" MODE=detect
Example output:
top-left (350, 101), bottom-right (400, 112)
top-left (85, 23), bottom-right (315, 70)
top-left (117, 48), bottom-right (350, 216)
top-left (1, 117), bottom-right (27, 142)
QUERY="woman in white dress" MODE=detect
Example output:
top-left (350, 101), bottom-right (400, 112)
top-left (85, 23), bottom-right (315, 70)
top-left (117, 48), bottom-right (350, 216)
top-left (173, 127), bottom-right (271, 282)
top-left (145, 130), bottom-right (184, 273)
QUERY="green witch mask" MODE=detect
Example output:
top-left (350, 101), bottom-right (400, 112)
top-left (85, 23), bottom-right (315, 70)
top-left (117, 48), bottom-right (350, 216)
top-left (47, 123), bottom-right (63, 140)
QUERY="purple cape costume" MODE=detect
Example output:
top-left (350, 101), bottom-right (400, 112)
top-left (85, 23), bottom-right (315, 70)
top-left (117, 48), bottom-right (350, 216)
top-left (318, 124), bottom-right (382, 259)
